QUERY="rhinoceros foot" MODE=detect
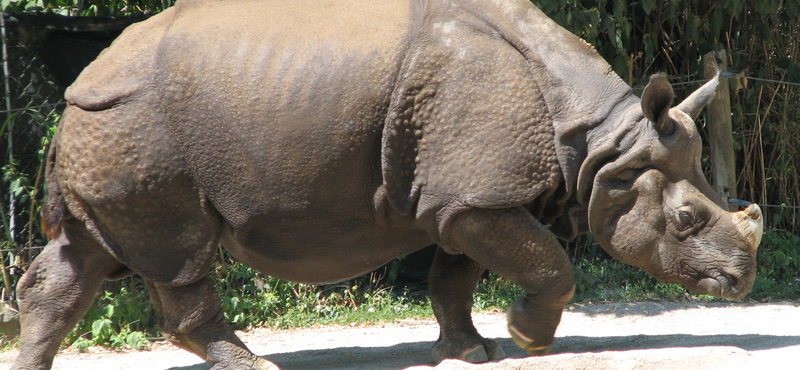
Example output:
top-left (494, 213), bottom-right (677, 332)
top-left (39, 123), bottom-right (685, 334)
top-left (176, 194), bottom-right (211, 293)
top-left (210, 357), bottom-right (279, 370)
top-left (508, 324), bottom-right (552, 356)
top-left (251, 357), bottom-right (280, 370)
top-left (432, 335), bottom-right (506, 364)
top-left (505, 296), bottom-right (570, 357)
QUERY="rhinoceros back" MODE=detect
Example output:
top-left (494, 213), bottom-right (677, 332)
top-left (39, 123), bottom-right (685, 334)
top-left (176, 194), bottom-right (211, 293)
top-left (150, 0), bottom-right (423, 230)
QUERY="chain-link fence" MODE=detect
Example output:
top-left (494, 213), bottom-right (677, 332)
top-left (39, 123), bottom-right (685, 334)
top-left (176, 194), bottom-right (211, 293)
top-left (0, 11), bottom-right (145, 301)
top-left (1, 11), bottom-right (64, 301)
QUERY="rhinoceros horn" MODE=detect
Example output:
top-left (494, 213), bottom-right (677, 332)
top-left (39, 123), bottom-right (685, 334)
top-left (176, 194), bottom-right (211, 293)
top-left (676, 71), bottom-right (720, 120)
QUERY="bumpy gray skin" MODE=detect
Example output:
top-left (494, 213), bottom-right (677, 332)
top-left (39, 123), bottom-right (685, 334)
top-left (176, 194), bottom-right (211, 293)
top-left (13, 0), bottom-right (763, 369)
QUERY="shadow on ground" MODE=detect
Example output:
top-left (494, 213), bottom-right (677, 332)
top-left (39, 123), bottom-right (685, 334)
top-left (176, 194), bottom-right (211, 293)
top-left (551, 333), bottom-right (800, 353)
top-left (167, 333), bottom-right (800, 370)
top-left (568, 301), bottom-right (800, 318)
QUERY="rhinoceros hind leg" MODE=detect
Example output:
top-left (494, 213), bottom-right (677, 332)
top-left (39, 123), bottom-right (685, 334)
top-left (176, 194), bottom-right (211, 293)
top-left (428, 248), bottom-right (506, 364)
top-left (145, 278), bottom-right (278, 370)
top-left (12, 221), bottom-right (126, 370)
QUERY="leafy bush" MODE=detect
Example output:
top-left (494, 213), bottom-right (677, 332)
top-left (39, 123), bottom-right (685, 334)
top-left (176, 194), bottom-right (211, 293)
top-left (750, 228), bottom-right (800, 300)
top-left (67, 283), bottom-right (155, 351)
top-left (4, 0), bottom-right (173, 15)
top-left (212, 254), bottom-right (430, 330)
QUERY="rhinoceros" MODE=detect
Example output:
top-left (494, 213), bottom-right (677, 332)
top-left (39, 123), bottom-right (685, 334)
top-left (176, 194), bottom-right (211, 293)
top-left (13, 0), bottom-right (763, 369)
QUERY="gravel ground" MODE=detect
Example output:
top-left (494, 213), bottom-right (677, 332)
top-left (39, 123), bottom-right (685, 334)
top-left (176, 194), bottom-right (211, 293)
top-left (1, 301), bottom-right (798, 369)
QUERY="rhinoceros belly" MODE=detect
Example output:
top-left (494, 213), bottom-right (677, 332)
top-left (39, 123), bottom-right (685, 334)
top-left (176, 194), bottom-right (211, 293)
top-left (220, 212), bottom-right (433, 284)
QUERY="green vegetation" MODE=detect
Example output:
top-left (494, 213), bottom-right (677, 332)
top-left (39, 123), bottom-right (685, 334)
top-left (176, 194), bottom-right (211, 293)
top-left (2, 0), bottom-right (172, 15)
top-left (212, 258), bottom-right (431, 330)
top-left (67, 287), bottom-right (154, 351)
top-left (750, 228), bottom-right (800, 299)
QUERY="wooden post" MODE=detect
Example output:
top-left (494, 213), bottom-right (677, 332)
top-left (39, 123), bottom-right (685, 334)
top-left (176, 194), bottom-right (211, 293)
top-left (703, 50), bottom-right (737, 211)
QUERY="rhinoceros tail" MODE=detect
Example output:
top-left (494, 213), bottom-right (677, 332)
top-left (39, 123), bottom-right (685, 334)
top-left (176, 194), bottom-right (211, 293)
top-left (40, 132), bottom-right (66, 240)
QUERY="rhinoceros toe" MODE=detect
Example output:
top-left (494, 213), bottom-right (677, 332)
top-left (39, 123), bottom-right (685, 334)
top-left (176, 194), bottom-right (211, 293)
top-left (432, 337), bottom-right (506, 364)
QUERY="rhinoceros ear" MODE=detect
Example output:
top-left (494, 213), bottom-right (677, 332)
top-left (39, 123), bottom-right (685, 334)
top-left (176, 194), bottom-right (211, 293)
top-left (641, 74), bottom-right (674, 136)
top-left (676, 72), bottom-right (719, 120)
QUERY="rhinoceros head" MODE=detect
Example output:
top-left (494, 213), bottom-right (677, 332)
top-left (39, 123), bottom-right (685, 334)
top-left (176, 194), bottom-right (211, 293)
top-left (585, 74), bottom-right (762, 300)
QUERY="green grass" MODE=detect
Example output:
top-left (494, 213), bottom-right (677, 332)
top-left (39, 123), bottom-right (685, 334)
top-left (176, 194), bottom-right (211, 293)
top-left (216, 274), bottom-right (433, 330)
top-left (571, 257), bottom-right (693, 303)
top-left (473, 260), bottom-right (708, 309)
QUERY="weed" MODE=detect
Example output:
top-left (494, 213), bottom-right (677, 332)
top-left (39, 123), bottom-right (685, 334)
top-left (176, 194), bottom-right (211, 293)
top-left (473, 273), bottom-right (524, 310)
top-left (750, 228), bottom-right (800, 300)
top-left (66, 283), bottom-right (155, 351)
top-left (212, 256), bottom-right (432, 330)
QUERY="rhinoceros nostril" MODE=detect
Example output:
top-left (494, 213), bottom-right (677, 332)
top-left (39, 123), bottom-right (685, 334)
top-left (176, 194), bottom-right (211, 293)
top-left (720, 271), bottom-right (739, 293)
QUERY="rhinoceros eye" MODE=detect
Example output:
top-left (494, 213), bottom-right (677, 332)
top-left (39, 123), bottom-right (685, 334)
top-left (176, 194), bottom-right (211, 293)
top-left (676, 206), bottom-right (695, 230)
top-left (679, 211), bottom-right (692, 225)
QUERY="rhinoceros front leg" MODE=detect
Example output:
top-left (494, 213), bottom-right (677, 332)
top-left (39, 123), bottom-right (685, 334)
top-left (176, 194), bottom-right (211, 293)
top-left (12, 222), bottom-right (125, 370)
top-left (428, 247), bottom-right (506, 364)
top-left (145, 278), bottom-right (277, 370)
top-left (448, 207), bottom-right (576, 356)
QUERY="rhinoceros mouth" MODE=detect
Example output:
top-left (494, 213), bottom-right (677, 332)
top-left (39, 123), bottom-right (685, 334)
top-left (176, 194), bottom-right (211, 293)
top-left (683, 263), bottom-right (745, 300)
top-left (696, 275), bottom-right (740, 299)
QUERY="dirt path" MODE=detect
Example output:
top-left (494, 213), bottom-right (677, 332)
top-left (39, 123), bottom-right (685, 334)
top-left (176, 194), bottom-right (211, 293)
top-left (1, 301), bottom-right (798, 369)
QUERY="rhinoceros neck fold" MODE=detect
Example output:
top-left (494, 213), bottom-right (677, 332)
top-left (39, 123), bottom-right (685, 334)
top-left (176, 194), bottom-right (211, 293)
top-left (462, 0), bottom-right (638, 239)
